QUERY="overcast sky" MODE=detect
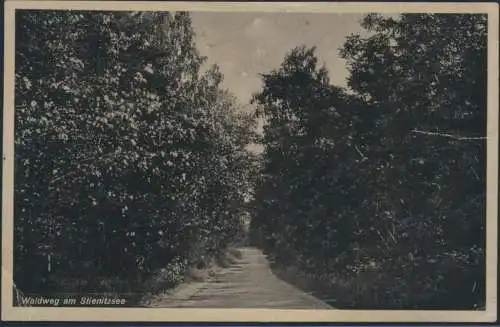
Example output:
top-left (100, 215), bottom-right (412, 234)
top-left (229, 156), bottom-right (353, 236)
top-left (190, 12), bottom-right (369, 152)
top-left (191, 12), bottom-right (368, 106)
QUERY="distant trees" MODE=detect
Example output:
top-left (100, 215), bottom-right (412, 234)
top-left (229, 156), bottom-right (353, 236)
top-left (15, 11), bottom-right (256, 296)
top-left (250, 13), bottom-right (486, 308)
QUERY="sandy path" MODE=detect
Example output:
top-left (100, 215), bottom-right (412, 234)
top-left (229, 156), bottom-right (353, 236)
top-left (145, 247), bottom-right (332, 309)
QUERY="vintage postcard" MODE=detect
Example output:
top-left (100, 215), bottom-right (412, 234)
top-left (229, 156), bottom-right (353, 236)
top-left (2, 0), bottom-right (498, 323)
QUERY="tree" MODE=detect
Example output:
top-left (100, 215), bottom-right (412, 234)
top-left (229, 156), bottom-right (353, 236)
top-left (15, 10), bottom-right (256, 297)
top-left (251, 13), bottom-right (486, 309)
top-left (251, 46), bottom-right (364, 268)
top-left (340, 14), bottom-right (486, 307)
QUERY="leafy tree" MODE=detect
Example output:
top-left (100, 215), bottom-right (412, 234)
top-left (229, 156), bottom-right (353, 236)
top-left (340, 14), bottom-right (486, 307)
top-left (251, 46), bottom-right (363, 268)
top-left (251, 13), bottom-right (486, 309)
top-left (15, 10), bottom-right (256, 297)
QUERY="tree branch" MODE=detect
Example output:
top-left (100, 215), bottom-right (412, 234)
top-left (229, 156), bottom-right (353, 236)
top-left (411, 129), bottom-right (487, 141)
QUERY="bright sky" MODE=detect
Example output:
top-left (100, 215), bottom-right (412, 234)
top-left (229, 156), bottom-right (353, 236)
top-left (190, 12), bottom-right (369, 152)
top-left (191, 12), bottom-right (368, 105)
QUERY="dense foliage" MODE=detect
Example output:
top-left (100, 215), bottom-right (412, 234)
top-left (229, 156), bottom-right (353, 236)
top-left (14, 11), bottom-right (257, 297)
top-left (14, 11), bottom-right (488, 309)
top-left (250, 13), bottom-right (487, 309)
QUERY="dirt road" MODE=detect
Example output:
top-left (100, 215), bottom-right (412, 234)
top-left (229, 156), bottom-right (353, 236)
top-left (144, 247), bottom-right (332, 309)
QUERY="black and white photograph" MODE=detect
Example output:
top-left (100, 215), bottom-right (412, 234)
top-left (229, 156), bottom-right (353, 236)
top-left (2, 1), bottom-right (498, 323)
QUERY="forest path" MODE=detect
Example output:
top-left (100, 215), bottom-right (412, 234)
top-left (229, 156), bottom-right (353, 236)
top-left (144, 247), bottom-right (332, 308)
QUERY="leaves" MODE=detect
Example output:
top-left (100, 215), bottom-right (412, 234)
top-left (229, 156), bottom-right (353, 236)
top-left (15, 11), bottom-right (256, 294)
top-left (251, 14), bottom-right (486, 309)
